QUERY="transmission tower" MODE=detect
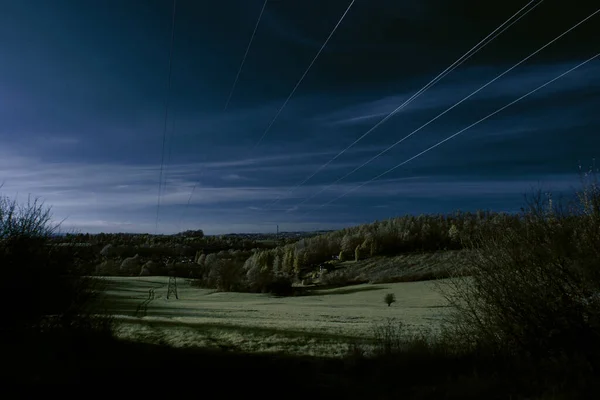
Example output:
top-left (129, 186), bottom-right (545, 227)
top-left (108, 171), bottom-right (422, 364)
top-left (167, 274), bottom-right (178, 299)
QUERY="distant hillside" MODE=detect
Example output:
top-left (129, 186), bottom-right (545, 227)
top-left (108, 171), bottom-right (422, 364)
top-left (215, 230), bottom-right (333, 241)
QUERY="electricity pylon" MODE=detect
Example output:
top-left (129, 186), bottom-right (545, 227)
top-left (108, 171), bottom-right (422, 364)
top-left (167, 273), bottom-right (178, 300)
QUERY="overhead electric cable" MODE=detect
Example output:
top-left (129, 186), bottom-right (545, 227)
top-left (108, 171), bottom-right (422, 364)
top-left (265, 0), bottom-right (543, 210)
top-left (178, 1), bottom-right (268, 231)
top-left (223, 0), bottom-right (269, 112)
top-left (305, 51), bottom-right (600, 215)
top-left (155, 0), bottom-right (178, 234)
top-left (178, 176), bottom-right (200, 229)
top-left (251, 0), bottom-right (356, 151)
top-left (292, 5), bottom-right (598, 214)
top-left (161, 106), bottom-right (179, 228)
top-left (179, 0), bottom-right (356, 229)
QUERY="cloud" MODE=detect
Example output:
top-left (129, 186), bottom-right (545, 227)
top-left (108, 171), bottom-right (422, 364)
top-left (0, 148), bottom-right (381, 215)
top-left (316, 60), bottom-right (600, 128)
top-left (1, 0), bottom-right (597, 235)
top-left (259, 0), bottom-right (599, 92)
top-left (222, 173), bottom-right (245, 181)
top-left (0, 147), bottom-right (585, 235)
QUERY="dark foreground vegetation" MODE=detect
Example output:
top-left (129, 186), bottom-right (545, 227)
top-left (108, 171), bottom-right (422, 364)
top-left (4, 328), bottom-right (599, 399)
top-left (1, 166), bottom-right (600, 398)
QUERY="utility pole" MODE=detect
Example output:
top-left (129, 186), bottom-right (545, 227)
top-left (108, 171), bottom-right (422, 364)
top-left (167, 270), bottom-right (178, 299)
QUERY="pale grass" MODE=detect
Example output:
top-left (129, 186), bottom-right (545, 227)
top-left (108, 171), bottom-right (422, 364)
top-left (337, 250), bottom-right (470, 283)
top-left (101, 276), bottom-right (452, 357)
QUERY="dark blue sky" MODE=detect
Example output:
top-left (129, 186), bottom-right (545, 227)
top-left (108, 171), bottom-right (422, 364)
top-left (1, 0), bottom-right (599, 234)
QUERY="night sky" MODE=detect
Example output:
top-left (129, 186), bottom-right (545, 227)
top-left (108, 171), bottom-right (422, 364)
top-left (1, 0), bottom-right (599, 234)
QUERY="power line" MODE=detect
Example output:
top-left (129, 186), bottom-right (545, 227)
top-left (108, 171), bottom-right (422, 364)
top-left (251, 0), bottom-right (356, 151)
top-left (178, 176), bottom-right (200, 230)
top-left (178, 0), bottom-right (268, 231)
top-left (306, 51), bottom-right (600, 215)
top-left (264, 0), bottom-right (543, 210)
top-left (177, 0), bottom-right (269, 232)
top-left (162, 106), bottom-right (178, 222)
top-left (179, 0), bottom-right (356, 230)
top-left (155, 0), bottom-right (178, 234)
top-left (223, 0), bottom-right (269, 112)
top-left (294, 5), bottom-right (599, 216)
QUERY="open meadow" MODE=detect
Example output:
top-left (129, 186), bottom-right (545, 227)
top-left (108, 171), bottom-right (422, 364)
top-left (100, 276), bottom-right (453, 357)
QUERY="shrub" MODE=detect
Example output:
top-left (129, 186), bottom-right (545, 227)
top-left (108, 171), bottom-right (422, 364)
top-left (384, 293), bottom-right (396, 307)
top-left (95, 259), bottom-right (120, 275)
top-left (372, 318), bottom-right (405, 356)
top-left (439, 177), bottom-right (600, 368)
top-left (0, 193), bottom-right (111, 336)
top-left (120, 254), bottom-right (141, 275)
top-left (208, 258), bottom-right (245, 292)
top-left (265, 274), bottom-right (294, 296)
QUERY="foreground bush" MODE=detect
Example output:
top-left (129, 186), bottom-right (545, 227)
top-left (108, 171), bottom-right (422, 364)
top-left (0, 193), bottom-right (111, 336)
top-left (439, 172), bottom-right (600, 373)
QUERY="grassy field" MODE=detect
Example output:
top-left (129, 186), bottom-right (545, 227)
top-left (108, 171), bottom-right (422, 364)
top-left (100, 276), bottom-right (452, 358)
top-left (330, 250), bottom-right (469, 283)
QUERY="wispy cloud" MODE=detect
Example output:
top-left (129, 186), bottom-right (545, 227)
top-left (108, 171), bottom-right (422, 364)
top-left (0, 147), bottom-right (584, 235)
top-left (221, 173), bottom-right (245, 181)
top-left (316, 61), bottom-right (600, 128)
top-left (1, 0), bottom-right (597, 236)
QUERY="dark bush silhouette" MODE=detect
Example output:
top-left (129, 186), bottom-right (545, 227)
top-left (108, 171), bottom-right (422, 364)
top-left (439, 170), bottom-right (600, 372)
top-left (384, 293), bottom-right (396, 307)
top-left (265, 274), bottom-right (294, 296)
top-left (0, 193), bottom-right (111, 337)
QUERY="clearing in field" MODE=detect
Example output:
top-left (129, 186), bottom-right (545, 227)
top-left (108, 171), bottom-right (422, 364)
top-left (100, 276), bottom-right (453, 358)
